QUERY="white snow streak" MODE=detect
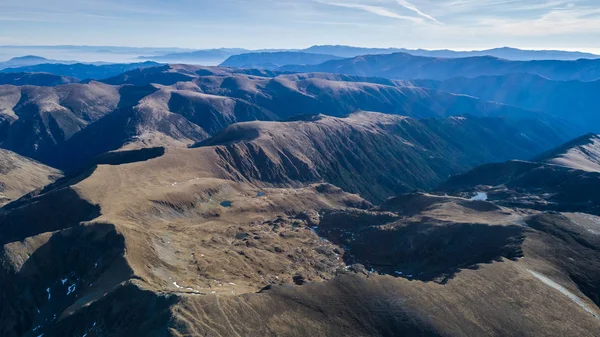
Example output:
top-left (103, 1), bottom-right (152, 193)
top-left (528, 270), bottom-right (599, 319)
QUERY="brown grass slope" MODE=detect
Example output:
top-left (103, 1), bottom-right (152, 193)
top-left (534, 133), bottom-right (600, 172)
top-left (0, 148), bottom-right (61, 205)
top-left (1, 125), bottom-right (598, 336)
top-left (195, 112), bottom-right (566, 203)
top-left (0, 66), bottom-right (572, 171)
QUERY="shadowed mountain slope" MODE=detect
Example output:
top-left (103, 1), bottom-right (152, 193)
top-left (437, 134), bottom-right (600, 215)
top-left (194, 112), bottom-right (567, 202)
top-left (0, 72), bottom-right (78, 86)
top-left (1, 145), bottom-right (598, 336)
top-left (1, 61), bottom-right (161, 80)
top-left (411, 74), bottom-right (600, 132)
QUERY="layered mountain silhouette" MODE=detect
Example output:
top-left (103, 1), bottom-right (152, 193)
top-left (0, 61), bottom-right (160, 80)
top-left (0, 66), bottom-right (571, 171)
top-left (283, 53), bottom-right (600, 81)
top-left (144, 45), bottom-right (600, 64)
top-left (0, 72), bottom-right (78, 86)
top-left (1, 58), bottom-right (599, 337)
top-left (0, 56), bottom-right (75, 70)
top-left (220, 52), bottom-right (342, 69)
top-left (412, 73), bottom-right (600, 132)
top-left (302, 45), bottom-right (600, 60)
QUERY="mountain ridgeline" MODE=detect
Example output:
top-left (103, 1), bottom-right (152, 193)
top-left (1, 48), bottom-right (599, 337)
top-left (282, 52), bottom-right (600, 81)
top-left (0, 65), bottom-right (572, 172)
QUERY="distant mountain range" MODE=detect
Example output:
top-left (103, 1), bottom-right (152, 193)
top-left (0, 55), bottom-right (75, 70)
top-left (303, 45), bottom-right (600, 60)
top-left (0, 72), bottom-right (78, 86)
top-left (138, 48), bottom-right (265, 64)
top-left (283, 52), bottom-right (600, 81)
top-left (147, 45), bottom-right (600, 64)
top-left (219, 52), bottom-right (343, 69)
top-left (411, 74), bottom-right (600, 132)
top-left (0, 61), bottom-right (160, 80)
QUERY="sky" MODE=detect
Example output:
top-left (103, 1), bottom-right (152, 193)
top-left (1, 0), bottom-right (600, 53)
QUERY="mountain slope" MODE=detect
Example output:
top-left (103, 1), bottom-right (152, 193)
top-left (1, 141), bottom-right (598, 336)
top-left (411, 74), bottom-right (600, 132)
top-left (535, 133), bottom-right (600, 172)
top-left (283, 53), bottom-right (600, 81)
top-left (195, 112), bottom-right (567, 202)
top-left (2, 67), bottom-right (571, 171)
top-left (438, 134), bottom-right (600, 215)
top-left (0, 148), bottom-right (62, 205)
top-left (220, 52), bottom-right (342, 69)
top-left (0, 82), bottom-right (122, 163)
top-left (0, 72), bottom-right (78, 86)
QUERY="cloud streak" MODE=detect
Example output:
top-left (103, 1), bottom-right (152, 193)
top-left (396, 0), bottom-right (441, 23)
top-left (318, 1), bottom-right (423, 22)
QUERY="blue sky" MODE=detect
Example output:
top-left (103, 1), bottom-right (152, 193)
top-left (1, 0), bottom-right (600, 52)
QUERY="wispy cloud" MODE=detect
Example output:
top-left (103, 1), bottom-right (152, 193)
top-left (475, 6), bottom-right (600, 36)
top-left (396, 0), bottom-right (441, 23)
top-left (317, 1), bottom-right (423, 22)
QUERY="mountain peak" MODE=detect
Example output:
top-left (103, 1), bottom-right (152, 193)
top-left (9, 55), bottom-right (49, 61)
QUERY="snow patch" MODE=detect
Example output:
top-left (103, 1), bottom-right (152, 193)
top-left (67, 284), bottom-right (76, 295)
top-left (46, 288), bottom-right (51, 300)
top-left (528, 270), bottom-right (598, 319)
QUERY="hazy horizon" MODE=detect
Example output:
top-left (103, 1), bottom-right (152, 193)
top-left (2, 0), bottom-right (599, 53)
top-left (1, 44), bottom-right (599, 65)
